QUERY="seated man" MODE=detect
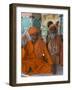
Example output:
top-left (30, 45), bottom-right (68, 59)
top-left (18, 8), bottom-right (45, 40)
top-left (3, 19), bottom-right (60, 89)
top-left (22, 27), bottom-right (53, 76)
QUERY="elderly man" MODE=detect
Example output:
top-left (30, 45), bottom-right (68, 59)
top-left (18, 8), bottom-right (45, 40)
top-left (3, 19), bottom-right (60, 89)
top-left (21, 27), bottom-right (53, 76)
top-left (47, 24), bottom-right (63, 74)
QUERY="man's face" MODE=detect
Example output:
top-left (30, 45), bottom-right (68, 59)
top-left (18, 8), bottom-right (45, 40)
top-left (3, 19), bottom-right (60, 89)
top-left (49, 30), bottom-right (57, 39)
top-left (30, 32), bottom-right (39, 42)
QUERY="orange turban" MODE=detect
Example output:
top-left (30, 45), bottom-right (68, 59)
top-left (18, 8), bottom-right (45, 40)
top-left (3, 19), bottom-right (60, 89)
top-left (28, 27), bottom-right (39, 35)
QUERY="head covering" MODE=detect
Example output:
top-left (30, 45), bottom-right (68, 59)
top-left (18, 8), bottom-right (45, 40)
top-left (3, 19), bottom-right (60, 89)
top-left (28, 27), bottom-right (39, 35)
top-left (49, 24), bottom-right (58, 32)
top-left (47, 21), bottom-right (53, 28)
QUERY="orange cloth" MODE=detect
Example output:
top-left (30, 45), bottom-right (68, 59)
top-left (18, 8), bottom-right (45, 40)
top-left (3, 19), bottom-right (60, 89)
top-left (22, 38), bottom-right (53, 75)
top-left (21, 47), bottom-right (25, 59)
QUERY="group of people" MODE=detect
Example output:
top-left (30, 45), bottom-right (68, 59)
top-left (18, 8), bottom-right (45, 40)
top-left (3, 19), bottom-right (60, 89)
top-left (21, 21), bottom-right (63, 76)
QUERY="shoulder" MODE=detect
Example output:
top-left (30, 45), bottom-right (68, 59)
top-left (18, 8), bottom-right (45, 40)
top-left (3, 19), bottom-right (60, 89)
top-left (37, 37), bottom-right (46, 45)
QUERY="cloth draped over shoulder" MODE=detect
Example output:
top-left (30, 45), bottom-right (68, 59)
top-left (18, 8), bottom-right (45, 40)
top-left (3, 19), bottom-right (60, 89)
top-left (22, 38), bottom-right (53, 75)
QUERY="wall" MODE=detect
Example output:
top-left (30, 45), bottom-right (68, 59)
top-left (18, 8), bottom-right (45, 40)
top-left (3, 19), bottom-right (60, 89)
top-left (0, 0), bottom-right (72, 90)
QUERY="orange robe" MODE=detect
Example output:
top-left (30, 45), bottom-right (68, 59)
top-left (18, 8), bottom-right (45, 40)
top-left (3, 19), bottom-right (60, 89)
top-left (22, 38), bottom-right (53, 75)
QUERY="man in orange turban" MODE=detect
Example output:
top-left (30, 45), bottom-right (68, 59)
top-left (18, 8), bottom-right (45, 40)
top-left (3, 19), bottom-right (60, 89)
top-left (22, 27), bottom-right (53, 76)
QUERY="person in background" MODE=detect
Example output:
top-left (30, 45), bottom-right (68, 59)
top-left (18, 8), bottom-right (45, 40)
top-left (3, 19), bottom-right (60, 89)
top-left (47, 24), bottom-right (63, 75)
top-left (21, 26), bottom-right (53, 76)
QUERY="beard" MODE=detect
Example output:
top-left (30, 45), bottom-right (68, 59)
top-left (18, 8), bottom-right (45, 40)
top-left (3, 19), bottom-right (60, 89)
top-left (30, 36), bottom-right (38, 43)
top-left (50, 34), bottom-right (56, 39)
top-left (49, 32), bottom-right (57, 39)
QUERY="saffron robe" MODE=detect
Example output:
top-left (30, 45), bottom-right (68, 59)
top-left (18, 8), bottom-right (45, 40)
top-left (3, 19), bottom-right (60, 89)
top-left (22, 38), bottom-right (53, 75)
